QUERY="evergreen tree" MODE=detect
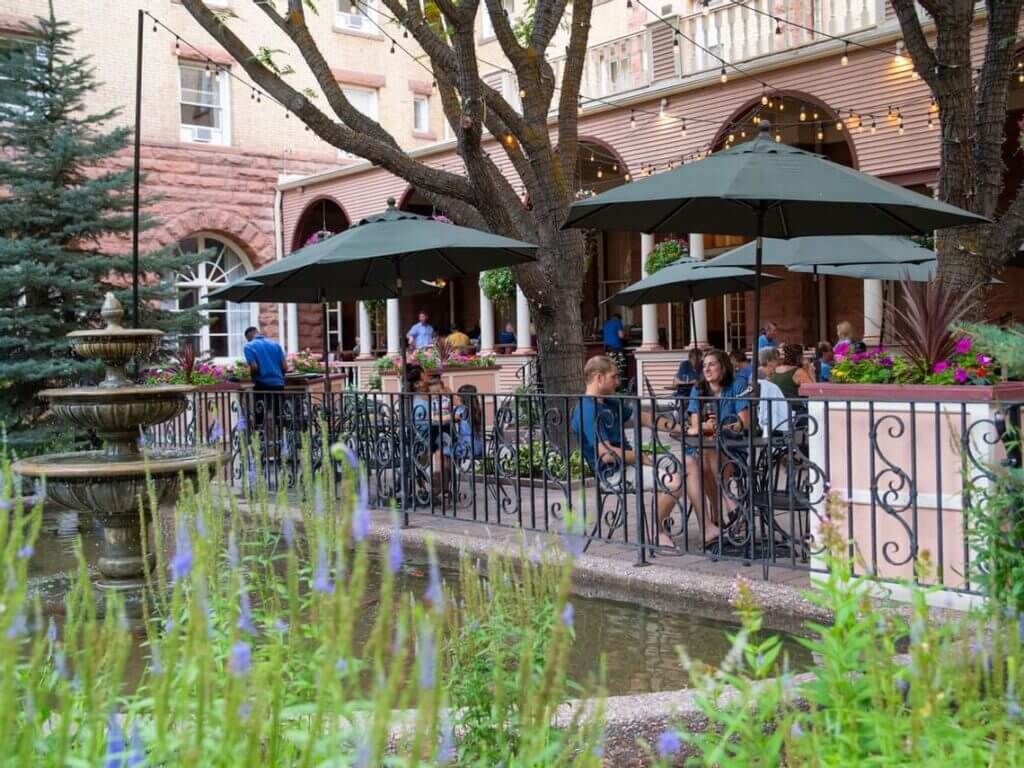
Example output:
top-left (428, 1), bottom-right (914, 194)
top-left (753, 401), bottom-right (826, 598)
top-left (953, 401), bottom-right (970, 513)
top-left (0, 3), bottom-right (202, 454)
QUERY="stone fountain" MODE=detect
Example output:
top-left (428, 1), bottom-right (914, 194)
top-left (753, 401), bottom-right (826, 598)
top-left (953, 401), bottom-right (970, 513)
top-left (13, 294), bottom-right (223, 588)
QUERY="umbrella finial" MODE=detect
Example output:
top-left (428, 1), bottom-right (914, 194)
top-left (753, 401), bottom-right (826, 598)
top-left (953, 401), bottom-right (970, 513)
top-left (759, 120), bottom-right (771, 136)
top-left (386, 197), bottom-right (397, 208)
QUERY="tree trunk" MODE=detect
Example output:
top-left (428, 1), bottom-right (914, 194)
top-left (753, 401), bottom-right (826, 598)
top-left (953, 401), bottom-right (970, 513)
top-left (522, 232), bottom-right (587, 394)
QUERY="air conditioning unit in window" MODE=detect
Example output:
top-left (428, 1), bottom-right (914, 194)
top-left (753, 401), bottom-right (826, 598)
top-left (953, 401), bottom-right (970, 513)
top-left (341, 12), bottom-right (366, 30)
top-left (182, 125), bottom-right (214, 143)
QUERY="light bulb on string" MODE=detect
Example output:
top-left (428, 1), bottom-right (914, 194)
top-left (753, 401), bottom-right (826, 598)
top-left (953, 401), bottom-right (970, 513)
top-left (403, 28), bottom-right (409, 38)
top-left (728, 132), bottom-right (735, 143)
top-left (596, 166), bottom-right (603, 179)
top-left (753, 113), bottom-right (760, 125)
top-left (930, 98), bottom-right (938, 113)
top-left (519, 87), bottom-right (526, 99)
top-left (702, 0), bottom-right (710, 16)
top-left (778, 101), bottom-right (784, 111)
top-left (894, 41), bottom-right (905, 65)
top-left (816, 123), bottom-right (824, 141)
top-left (624, 173), bottom-right (631, 182)
top-left (673, 33), bottom-right (679, 48)
top-left (761, 89), bottom-right (768, 106)
top-left (740, 128), bottom-right (746, 138)
top-left (612, 163), bottom-right (618, 172)
top-left (659, 97), bottom-right (668, 117)
top-left (927, 115), bottom-right (934, 129)
top-left (629, 110), bottom-right (636, 130)
top-left (812, 110), bottom-right (819, 120)
top-left (719, 64), bottom-right (728, 83)
top-left (589, 151), bottom-right (595, 162)
top-left (174, 37), bottom-right (180, 56)
top-left (204, 61), bottom-right (211, 77)
top-left (774, 17), bottom-right (782, 34)
top-left (870, 116), bottom-right (877, 134)
top-left (152, 18), bottom-right (157, 33)
top-left (768, 98), bottom-right (774, 109)
top-left (390, 39), bottom-right (396, 54)
top-left (841, 43), bottom-right (849, 66)
top-left (774, 132), bottom-right (781, 143)
top-left (836, 119), bottom-right (843, 131)
top-left (680, 118), bottom-right (687, 136)
top-left (250, 88), bottom-right (255, 101)
top-left (799, 105), bottom-right (807, 121)
top-left (898, 113), bottom-right (904, 135)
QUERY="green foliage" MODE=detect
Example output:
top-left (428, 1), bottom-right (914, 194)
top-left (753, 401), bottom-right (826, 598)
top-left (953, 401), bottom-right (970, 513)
top-left (644, 239), bottom-right (688, 276)
top-left (480, 267), bottom-right (517, 307)
top-left (0, 5), bottom-right (202, 453)
top-left (959, 323), bottom-right (1024, 380)
top-left (498, 440), bottom-right (592, 480)
top-left (830, 336), bottom-right (998, 385)
top-left (967, 454), bottom-right (1024, 612)
top-left (656, 494), bottom-right (1024, 767)
top-left (0, 438), bottom-right (604, 765)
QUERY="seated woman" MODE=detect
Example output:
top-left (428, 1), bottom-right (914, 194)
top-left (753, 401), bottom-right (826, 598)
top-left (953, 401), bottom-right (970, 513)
top-left (673, 348), bottom-right (702, 397)
top-left (444, 385), bottom-right (485, 461)
top-left (684, 349), bottom-right (750, 547)
top-left (770, 343), bottom-right (814, 408)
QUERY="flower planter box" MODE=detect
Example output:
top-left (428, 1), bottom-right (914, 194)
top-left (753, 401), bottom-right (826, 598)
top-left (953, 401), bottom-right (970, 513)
top-left (379, 367), bottom-right (500, 394)
top-left (197, 381), bottom-right (253, 392)
top-left (801, 382), bottom-right (1024, 610)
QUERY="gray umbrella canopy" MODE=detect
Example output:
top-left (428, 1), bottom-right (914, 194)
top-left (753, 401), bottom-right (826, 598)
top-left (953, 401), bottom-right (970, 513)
top-left (703, 235), bottom-right (935, 269)
top-left (563, 123), bottom-right (987, 237)
top-left (244, 198), bottom-right (537, 300)
top-left (788, 260), bottom-right (937, 282)
top-left (205, 276), bottom-right (437, 304)
top-left (605, 258), bottom-right (782, 306)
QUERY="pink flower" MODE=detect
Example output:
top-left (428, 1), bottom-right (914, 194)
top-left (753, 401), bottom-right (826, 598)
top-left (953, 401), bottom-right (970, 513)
top-left (977, 354), bottom-right (992, 365)
top-left (933, 360), bottom-right (949, 374)
top-left (833, 341), bottom-right (850, 357)
top-left (954, 367), bottom-right (968, 384)
top-left (954, 337), bottom-right (972, 355)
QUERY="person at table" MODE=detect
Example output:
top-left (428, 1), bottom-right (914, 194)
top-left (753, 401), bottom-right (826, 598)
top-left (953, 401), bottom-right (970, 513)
top-left (407, 364), bottom-right (447, 496)
top-left (243, 326), bottom-right (287, 430)
top-left (684, 349), bottom-right (750, 547)
top-left (673, 348), bottom-right (703, 396)
top-left (835, 320), bottom-right (858, 350)
top-left (446, 324), bottom-right (472, 354)
top-left (602, 313), bottom-right (625, 352)
top-left (758, 321), bottom-right (779, 351)
top-left (407, 310), bottom-right (435, 350)
top-left (571, 355), bottom-right (684, 549)
top-left (497, 322), bottom-right (516, 347)
top-left (758, 347), bottom-right (780, 381)
top-left (770, 343), bottom-right (814, 404)
top-left (814, 341), bottom-right (834, 382)
top-left (444, 384), bottom-right (485, 462)
top-left (730, 349), bottom-right (752, 390)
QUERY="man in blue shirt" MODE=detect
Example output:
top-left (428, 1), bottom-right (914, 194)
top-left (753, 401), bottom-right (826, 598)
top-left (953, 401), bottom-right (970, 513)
top-left (497, 322), bottom-right (516, 346)
top-left (571, 355), bottom-right (683, 549)
top-left (729, 349), bottom-right (752, 391)
top-left (407, 311), bottom-right (435, 350)
top-left (602, 314), bottom-right (625, 351)
top-left (757, 320), bottom-right (778, 351)
top-left (243, 327), bottom-right (287, 431)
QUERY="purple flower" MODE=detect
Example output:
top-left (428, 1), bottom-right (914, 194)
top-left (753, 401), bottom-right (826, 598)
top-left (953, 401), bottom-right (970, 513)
top-left (169, 522), bottom-right (193, 583)
top-left (417, 624), bottom-right (436, 689)
top-left (229, 641), bottom-right (252, 677)
top-left (878, 356), bottom-right (894, 368)
top-left (352, 478), bottom-right (371, 542)
top-left (954, 367), bottom-right (969, 384)
top-left (561, 602), bottom-right (575, 629)
top-left (208, 420), bottom-right (224, 444)
top-left (195, 511), bottom-right (208, 540)
top-left (437, 714), bottom-right (456, 764)
top-left (932, 360), bottom-right (950, 374)
top-left (47, 618), bottom-right (57, 644)
top-left (656, 729), bottom-right (681, 758)
top-left (55, 650), bottom-right (68, 680)
top-left (388, 527), bottom-right (403, 574)
top-left (336, 658), bottom-right (348, 674)
top-left (235, 414), bottom-right (247, 433)
top-left (314, 486), bottom-right (325, 518)
top-left (561, 515), bottom-right (586, 559)
top-left (237, 582), bottom-right (256, 636)
top-left (127, 723), bottom-right (145, 767)
top-left (424, 555), bottom-right (443, 610)
top-left (149, 645), bottom-right (162, 677)
top-left (247, 467), bottom-right (257, 488)
top-left (228, 531), bottom-right (240, 568)
top-left (105, 712), bottom-right (125, 768)
top-left (790, 721), bottom-right (804, 739)
top-left (6, 611), bottom-right (27, 640)
top-left (281, 514), bottom-right (295, 547)
top-left (978, 353), bottom-right (993, 365)
top-left (955, 337), bottom-right (972, 355)
top-left (273, 618), bottom-right (289, 634)
top-left (312, 542), bottom-right (334, 594)
top-left (280, 433), bottom-right (291, 459)
top-left (16, 545), bottom-right (32, 559)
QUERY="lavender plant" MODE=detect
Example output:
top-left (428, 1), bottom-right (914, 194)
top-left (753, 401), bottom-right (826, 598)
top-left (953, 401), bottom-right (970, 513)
top-left (0, 439), bottom-right (604, 766)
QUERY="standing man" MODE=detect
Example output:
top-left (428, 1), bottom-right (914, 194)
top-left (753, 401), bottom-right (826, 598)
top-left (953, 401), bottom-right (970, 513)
top-left (244, 326), bottom-right (286, 430)
top-left (602, 313), bottom-right (627, 392)
top-left (758, 320), bottom-right (778, 351)
top-left (407, 310), bottom-right (435, 350)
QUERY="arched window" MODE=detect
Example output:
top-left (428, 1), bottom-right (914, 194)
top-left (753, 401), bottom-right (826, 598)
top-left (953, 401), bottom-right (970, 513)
top-left (173, 235), bottom-right (256, 359)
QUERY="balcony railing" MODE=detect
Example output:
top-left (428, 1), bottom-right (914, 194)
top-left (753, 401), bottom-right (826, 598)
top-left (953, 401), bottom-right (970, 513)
top-left (550, 28), bottom-right (652, 100)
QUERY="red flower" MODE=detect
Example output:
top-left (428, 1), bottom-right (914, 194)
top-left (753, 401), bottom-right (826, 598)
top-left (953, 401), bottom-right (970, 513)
top-left (976, 366), bottom-right (988, 378)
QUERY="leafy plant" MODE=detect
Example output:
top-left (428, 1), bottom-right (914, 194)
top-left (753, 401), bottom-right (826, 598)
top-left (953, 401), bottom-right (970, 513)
top-left (958, 322), bottom-right (1024, 381)
top-left (644, 239), bottom-right (688, 276)
top-left (434, 335), bottom-right (452, 369)
top-left (172, 343), bottom-right (198, 385)
top-left (480, 267), bottom-right (517, 308)
top-left (890, 278), bottom-right (977, 378)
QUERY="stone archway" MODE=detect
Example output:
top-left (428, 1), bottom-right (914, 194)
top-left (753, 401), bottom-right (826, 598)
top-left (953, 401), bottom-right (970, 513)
top-left (159, 208), bottom-right (272, 271)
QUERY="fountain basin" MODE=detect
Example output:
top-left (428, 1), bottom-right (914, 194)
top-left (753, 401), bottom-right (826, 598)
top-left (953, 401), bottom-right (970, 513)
top-left (14, 447), bottom-right (225, 583)
top-left (39, 386), bottom-right (193, 454)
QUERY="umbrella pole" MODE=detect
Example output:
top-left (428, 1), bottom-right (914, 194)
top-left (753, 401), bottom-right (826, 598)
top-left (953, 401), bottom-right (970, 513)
top-left (396, 276), bottom-right (410, 527)
top-left (689, 295), bottom-right (697, 349)
top-left (322, 301), bottom-right (332, 433)
top-left (813, 267), bottom-right (821, 346)
top-left (751, 207), bottom-right (766, 394)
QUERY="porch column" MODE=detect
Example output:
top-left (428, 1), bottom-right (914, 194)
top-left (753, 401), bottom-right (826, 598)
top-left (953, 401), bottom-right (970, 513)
top-left (689, 233), bottom-right (709, 347)
top-left (286, 304), bottom-right (299, 354)
top-left (386, 298), bottom-right (401, 356)
top-left (357, 302), bottom-right (374, 360)
top-left (479, 285), bottom-right (495, 353)
top-left (515, 286), bottom-right (534, 354)
top-left (639, 233), bottom-right (661, 350)
top-left (863, 279), bottom-right (883, 346)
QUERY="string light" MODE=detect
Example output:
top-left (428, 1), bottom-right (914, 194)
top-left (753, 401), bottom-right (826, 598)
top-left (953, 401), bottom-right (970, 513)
top-left (624, 173), bottom-right (631, 181)
top-left (719, 64), bottom-right (728, 83)
top-left (702, 0), bottom-right (710, 16)
top-left (774, 132), bottom-right (781, 142)
top-left (841, 43), bottom-right (849, 66)
top-left (680, 118), bottom-right (687, 136)
top-left (174, 36), bottom-right (180, 56)
top-left (673, 32), bottom-right (679, 48)
top-left (577, 94), bottom-right (583, 116)
top-left (816, 123), bottom-right (824, 141)
top-left (871, 117), bottom-right (877, 134)
top-left (390, 39), bottom-right (396, 54)
top-left (629, 110), bottom-right (636, 130)
top-left (774, 17), bottom-right (782, 34)
top-left (778, 101), bottom-right (784, 111)
top-left (836, 119), bottom-right (843, 131)
top-left (898, 112), bottom-right (905, 135)
top-left (596, 166), bottom-right (604, 179)
top-left (894, 41), bottom-right (906, 65)
top-left (761, 89), bottom-right (769, 106)
top-left (799, 105), bottom-right (807, 121)
top-left (927, 115), bottom-right (934, 129)
top-left (659, 97), bottom-right (668, 117)
top-left (519, 87), bottom-right (526, 99)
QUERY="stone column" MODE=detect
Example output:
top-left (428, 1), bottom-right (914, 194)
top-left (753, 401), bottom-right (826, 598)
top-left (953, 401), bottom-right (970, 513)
top-left (639, 233), bottom-right (661, 350)
top-left (515, 286), bottom-right (534, 354)
top-left (689, 233), bottom-right (708, 347)
top-left (286, 304), bottom-right (299, 354)
top-left (863, 279), bottom-right (883, 345)
top-left (386, 298), bottom-right (401, 356)
top-left (357, 302), bottom-right (374, 360)
top-left (479, 285), bottom-right (495, 353)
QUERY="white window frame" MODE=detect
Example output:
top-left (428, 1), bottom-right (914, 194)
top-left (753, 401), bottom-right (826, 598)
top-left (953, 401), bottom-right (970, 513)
top-left (0, 36), bottom-right (43, 113)
top-left (480, 0), bottom-right (513, 40)
top-left (178, 62), bottom-right (231, 146)
top-left (413, 95), bottom-right (430, 133)
top-left (337, 87), bottom-right (379, 158)
top-left (172, 234), bottom-right (257, 361)
top-left (336, 0), bottom-right (377, 33)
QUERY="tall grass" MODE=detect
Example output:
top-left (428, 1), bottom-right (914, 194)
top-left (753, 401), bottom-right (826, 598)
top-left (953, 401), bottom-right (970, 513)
top-left (0, 435), bottom-right (604, 766)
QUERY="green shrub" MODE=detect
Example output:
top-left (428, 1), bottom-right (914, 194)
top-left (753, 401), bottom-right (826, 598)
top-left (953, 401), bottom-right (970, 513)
top-left (644, 239), bottom-right (688, 275)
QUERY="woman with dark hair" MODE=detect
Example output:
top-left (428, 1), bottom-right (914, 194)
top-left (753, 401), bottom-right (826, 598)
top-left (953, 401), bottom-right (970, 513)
top-left (684, 349), bottom-right (750, 547)
top-left (449, 384), bottom-right (484, 459)
top-left (770, 343), bottom-right (814, 401)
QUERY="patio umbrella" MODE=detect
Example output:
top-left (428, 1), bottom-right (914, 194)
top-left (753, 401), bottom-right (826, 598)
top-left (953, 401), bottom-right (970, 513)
top-left (206, 276), bottom-right (437, 304)
top-left (604, 258), bottom-right (782, 348)
top-left (564, 120), bottom-right (986, 376)
top-left (702, 235), bottom-right (935, 269)
top-left (788, 259), bottom-right (937, 282)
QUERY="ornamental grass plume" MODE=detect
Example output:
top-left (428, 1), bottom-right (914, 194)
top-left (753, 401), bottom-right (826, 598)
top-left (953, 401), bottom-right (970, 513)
top-left (0, 441), bottom-right (603, 766)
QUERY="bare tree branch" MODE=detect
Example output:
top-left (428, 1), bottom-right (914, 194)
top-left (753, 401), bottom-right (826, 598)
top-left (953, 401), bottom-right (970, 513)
top-left (179, 0), bottom-right (475, 203)
top-left (482, 0), bottom-right (526, 68)
top-left (890, 0), bottom-right (938, 87)
top-left (532, 0), bottom-right (570, 51)
top-left (557, 0), bottom-right (593, 185)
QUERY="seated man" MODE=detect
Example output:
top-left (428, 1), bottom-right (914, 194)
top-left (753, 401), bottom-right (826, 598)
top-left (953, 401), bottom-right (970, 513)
top-left (571, 355), bottom-right (684, 548)
top-left (730, 349), bottom-right (752, 391)
top-left (673, 348), bottom-right (702, 396)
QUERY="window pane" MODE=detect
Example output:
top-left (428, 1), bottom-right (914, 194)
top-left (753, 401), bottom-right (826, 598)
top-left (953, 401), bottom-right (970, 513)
top-left (342, 88), bottom-right (377, 120)
top-left (180, 104), bottom-right (220, 128)
top-left (414, 97), bottom-right (429, 132)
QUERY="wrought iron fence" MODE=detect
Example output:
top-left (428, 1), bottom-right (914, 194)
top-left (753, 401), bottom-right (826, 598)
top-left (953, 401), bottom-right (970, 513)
top-left (146, 387), bottom-right (1023, 593)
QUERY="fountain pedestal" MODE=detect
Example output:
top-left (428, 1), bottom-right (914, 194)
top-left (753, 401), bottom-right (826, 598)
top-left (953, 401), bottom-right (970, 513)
top-left (13, 294), bottom-right (223, 586)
